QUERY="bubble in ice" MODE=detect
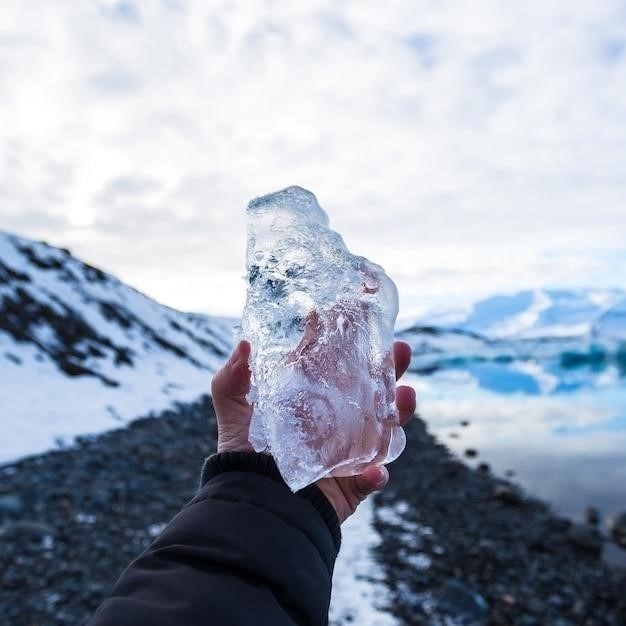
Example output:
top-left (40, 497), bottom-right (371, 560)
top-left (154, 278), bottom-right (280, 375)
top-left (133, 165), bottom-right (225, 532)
top-left (241, 186), bottom-right (406, 491)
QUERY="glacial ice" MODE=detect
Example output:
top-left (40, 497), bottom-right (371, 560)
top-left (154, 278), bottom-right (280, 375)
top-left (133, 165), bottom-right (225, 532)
top-left (241, 186), bottom-right (406, 491)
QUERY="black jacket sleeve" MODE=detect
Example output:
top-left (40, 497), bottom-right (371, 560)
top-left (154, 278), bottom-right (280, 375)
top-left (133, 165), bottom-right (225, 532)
top-left (88, 453), bottom-right (341, 626)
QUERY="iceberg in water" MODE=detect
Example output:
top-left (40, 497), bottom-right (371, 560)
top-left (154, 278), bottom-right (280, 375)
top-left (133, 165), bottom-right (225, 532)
top-left (241, 186), bottom-right (405, 490)
top-left (593, 298), bottom-right (626, 343)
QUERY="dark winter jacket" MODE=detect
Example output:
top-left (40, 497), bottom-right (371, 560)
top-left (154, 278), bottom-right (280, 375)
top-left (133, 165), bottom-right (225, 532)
top-left (87, 452), bottom-right (341, 626)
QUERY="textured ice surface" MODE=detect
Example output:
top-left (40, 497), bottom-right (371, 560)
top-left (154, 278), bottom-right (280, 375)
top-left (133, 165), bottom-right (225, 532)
top-left (241, 186), bottom-right (406, 491)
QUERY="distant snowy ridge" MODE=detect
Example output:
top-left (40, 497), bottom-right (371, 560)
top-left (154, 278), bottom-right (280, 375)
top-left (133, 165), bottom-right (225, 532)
top-left (397, 289), bottom-right (626, 389)
top-left (0, 230), bottom-right (235, 464)
top-left (593, 298), bottom-right (626, 342)
top-left (400, 288), bottom-right (626, 340)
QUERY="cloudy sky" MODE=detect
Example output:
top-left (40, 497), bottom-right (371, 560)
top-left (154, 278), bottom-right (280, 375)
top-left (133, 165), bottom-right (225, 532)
top-left (1, 0), bottom-right (625, 318)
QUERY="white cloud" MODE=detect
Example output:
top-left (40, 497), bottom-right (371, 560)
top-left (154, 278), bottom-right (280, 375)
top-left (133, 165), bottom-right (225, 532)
top-left (0, 0), bottom-right (625, 316)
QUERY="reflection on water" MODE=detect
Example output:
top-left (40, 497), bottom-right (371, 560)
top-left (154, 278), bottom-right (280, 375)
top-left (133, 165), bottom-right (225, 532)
top-left (405, 363), bottom-right (626, 567)
top-left (466, 362), bottom-right (541, 394)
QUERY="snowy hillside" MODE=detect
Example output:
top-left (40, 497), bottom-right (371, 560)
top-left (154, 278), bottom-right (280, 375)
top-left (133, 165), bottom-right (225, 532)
top-left (0, 231), bottom-right (234, 463)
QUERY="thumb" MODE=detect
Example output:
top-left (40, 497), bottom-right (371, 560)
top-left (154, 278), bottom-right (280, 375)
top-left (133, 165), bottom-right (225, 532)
top-left (353, 465), bottom-right (389, 502)
top-left (212, 340), bottom-right (252, 401)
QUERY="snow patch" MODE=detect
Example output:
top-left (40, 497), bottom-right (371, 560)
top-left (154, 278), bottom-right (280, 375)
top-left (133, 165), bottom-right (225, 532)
top-left (329, 498), bottom-right (397, 626)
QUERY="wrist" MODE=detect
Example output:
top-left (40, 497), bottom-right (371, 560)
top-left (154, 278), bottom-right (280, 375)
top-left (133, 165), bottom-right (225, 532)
top-left (217, 439), bottom-right (254, 453)
top-left (217, 426), bottom-right (254, 453)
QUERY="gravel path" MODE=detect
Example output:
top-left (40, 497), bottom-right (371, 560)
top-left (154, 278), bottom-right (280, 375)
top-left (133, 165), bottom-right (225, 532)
top-left (1, 399), bottom-right (624, 625)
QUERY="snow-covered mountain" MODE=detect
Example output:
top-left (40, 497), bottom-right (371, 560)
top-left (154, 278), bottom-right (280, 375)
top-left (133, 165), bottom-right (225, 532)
top-left (399, 289), bottom-right (626, 340)
top-left (0, 231), bottom-right (235, 464)
top-left (397, 289), bottom-right (626, 392)
top-left (593, 298), bottom-right (626, 343)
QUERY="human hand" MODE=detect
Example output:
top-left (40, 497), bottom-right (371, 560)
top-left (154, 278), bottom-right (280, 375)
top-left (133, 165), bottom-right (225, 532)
top-left (211, 339), bottom-right (416, 523)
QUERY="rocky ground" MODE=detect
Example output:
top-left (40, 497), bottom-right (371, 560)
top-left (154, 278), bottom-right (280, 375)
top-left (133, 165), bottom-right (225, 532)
top-left (1, 399), bottom-right (624, 625)
top-left (375, 420), bottom-right (626, 625)
top-left (0, 397), bottom-right (217, 626)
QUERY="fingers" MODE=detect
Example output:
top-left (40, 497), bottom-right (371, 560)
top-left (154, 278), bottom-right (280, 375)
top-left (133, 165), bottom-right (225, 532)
top-left (231, 340), bottom-right (252, 395)
top-left (393, 341), bottom-right (411, 381)
top-left (354, 465), bottom-right (389, 501)
top-left (211, 340), bottom-right (252, 400)
top-left (393, 342), bottom-right (415, 425)
top-left (232, 339), bottom-right (250, 370)
top-left (396, 385), bottom-right (416, 426)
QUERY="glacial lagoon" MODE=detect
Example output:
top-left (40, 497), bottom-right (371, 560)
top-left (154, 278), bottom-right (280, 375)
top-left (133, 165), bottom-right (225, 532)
top-left (405, 360), bottom-right (626, 566)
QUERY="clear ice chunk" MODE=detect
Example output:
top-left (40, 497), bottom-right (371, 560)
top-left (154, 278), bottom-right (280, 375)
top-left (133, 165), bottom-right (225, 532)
top-left (241, 186), bottom-right (406, 491)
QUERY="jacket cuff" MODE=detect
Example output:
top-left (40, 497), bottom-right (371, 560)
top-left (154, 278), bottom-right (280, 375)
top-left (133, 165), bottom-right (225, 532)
top-left (201, 451), bottom-right (341, 551)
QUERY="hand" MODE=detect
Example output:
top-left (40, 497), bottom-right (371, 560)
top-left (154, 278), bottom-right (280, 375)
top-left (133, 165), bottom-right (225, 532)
top-left (211, 340), bottom-right (417, 523)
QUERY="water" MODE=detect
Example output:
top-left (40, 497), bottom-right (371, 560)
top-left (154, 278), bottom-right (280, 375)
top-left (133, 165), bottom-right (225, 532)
top-left (405, 364), bottom-right (626, 567)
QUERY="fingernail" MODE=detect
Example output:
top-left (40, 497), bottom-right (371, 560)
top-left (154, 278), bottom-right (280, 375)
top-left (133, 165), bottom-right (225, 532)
top-left (373, 467), bottom-right (387, 486)
top-left (233, 340), bottom-right (247, 358)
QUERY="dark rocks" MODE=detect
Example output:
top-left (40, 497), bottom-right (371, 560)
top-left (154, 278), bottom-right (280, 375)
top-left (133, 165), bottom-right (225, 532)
top-left (585, 506), bottom-right (600, 526)
top-left (567, 523), bottom-right (603, 554)
top-left (0, 520), bottom-right (56, 548)
top-left (3, 352), bottom-right (21, 365)
top-left (440, 458), bottom-right (464, 477)
top-left (0, 395), bottom-right (218, 626)
top-left (493, 484), bottom-right (523, 506)
top-left (609, 512), bottom-right (626, 548)
top-left (464, 448), bottom-right (478, 458)
top-left (477, 538), bottom-right (499, 560)
top-left (437, 579), bottom-right (488, 621)
top-left (0, 494), bottom-right (22, 516)
top-left (375, 417), bottom-right (626, 626)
